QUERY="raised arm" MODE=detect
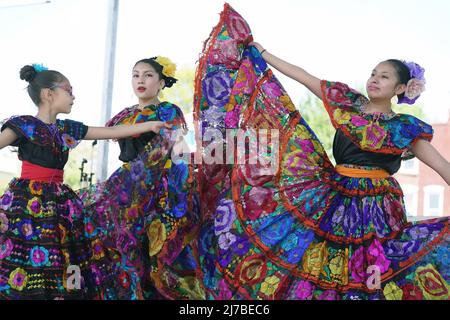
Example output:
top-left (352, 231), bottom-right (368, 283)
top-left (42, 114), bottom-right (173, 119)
top-left (249, 42), bottom-right (322, 99)
top-left (0, 128), bottom-right (18, 150)
top-left (84, 121), bottom-right (172, 140)
top-left (411, 139), bottom-right (450, 186)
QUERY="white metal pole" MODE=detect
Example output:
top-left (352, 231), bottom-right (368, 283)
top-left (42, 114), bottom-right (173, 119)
top-left (96, 0), bottom-right (119, 182)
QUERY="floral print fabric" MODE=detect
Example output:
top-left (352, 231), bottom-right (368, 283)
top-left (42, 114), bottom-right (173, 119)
top-left (194, 3), bottom-right (449, 300)
top-left (0, 116), bottom-right (92, 299)
top-left (78, 102), bottom-right (203, 299)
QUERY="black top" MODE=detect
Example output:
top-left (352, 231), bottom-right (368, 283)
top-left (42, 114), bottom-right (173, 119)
top-left (333, 129), bottom-right (401, 175)
top-left (108, 102), bottom-right (187, 163)
top-left (1, 115), bottom-right (88, 169)
top-left (118, 131), bottom-right (156, 163)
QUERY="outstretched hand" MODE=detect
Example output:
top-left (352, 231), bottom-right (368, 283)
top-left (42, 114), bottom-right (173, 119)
top-left (151, 121), bottom-right (173, 133)
top-left (248, 41), bottom-right (264, 54)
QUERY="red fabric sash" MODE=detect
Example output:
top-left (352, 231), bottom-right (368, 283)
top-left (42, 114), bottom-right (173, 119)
top-left (21, 161), bottom-right (64, 183)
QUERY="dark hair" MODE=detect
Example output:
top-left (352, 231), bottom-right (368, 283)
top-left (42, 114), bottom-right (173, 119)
top-left (134, 58), bottom-right (177, 88)
top-left (20, 65), bottom-right (67, 105)
top-left (385, 59), bottom-right (411, 102)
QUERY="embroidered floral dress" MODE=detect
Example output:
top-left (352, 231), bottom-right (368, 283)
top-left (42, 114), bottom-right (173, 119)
top-left (78, 102), bottom-right (203, 299)
top-left (194, 4), bottom-right (450, 300)
top-left (0, 116), bottom-right (92, 299)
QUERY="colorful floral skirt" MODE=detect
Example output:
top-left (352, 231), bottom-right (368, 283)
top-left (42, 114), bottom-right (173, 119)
top-left (194, 3), bottom-right (450, 300)
top-left (0, 178), bottom-right (92, 299)
top-left (198, 158), bottom-right (450, 299)
top-left (78, 135), bottom-right (204, 300)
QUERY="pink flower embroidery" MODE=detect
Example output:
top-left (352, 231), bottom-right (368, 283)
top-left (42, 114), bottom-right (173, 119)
top-left (349, 240), bottom-right (391, 283)
top-left (295, 280), bottom-right (315, 300)
top-left (216, 279), bottom-right (233, 300)
top-left (262, 81), bottom-right (282, 98)
top-left (243, 187), bottom-right (278, 220)
top-left (225, 109), bottom-right (240, 128)
top-left (351, 115), bottom-right (369, 127)
top-left (0, 238), bottom-right (13, 259)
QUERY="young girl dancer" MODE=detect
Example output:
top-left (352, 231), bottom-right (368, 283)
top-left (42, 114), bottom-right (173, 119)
top-left (0, 64), bottom-right (170, 299)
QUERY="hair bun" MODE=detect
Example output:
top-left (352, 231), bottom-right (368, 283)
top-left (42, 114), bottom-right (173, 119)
top-left (163, 76), bottom-right (178, 88)
top-left (20, 65), bottom-right (38, 83)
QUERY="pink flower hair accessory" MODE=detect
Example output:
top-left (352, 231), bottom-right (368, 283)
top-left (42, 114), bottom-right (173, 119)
top-left (398, 61), bottom-right (426, 105)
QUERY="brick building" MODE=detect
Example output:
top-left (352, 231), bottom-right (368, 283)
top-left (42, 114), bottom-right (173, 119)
top-left (395, 112), bottom-right (450, 219)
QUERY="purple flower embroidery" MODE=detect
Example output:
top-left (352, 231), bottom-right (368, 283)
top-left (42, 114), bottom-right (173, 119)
top-left (171, 196), bottom-right (188, 218)
top-left (331, 204), bottom-right (345, 226)
top-left (344, 198), bottom-right (362, 237)
top-left (1, 191), bottom-right (13, 210)
top-left (27, 198), bottom-right (41, 216)
top-left (218, 249), bottom-right (233, 268)
top-left (218, 232), bottom-right (237, 250)
top-left (17, 219), bottom-right (35, 240)
top-left (201, 105), bottom-right (226, 135)
top-left (405, 223), bottom-right (442, 240)
top-left (230, 236), bottom-right (250, 256)
top-left (130, 160), bottom-right (145, 181)
top-left (362, 197), bottom-right (388, 237)
top-left (214, 198), bottom-right (237, 235)
top-left (202, 70), bottom-right (233, 108)
top-left (383, 240), bottom-right (421, 260)
top-left (168, 163), bottom-right (189, 193)
top-left (285, 247), bottom-right (305, 264)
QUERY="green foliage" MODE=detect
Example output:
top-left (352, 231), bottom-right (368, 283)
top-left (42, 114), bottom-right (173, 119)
top-left (160, 66), bottom-right (195, 114)
top-left (392, 102), bottom-right (426, 119)
top-left (297, 94), bottom-right (336, 163)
